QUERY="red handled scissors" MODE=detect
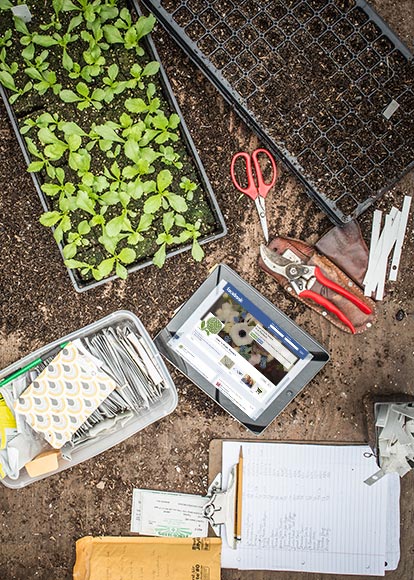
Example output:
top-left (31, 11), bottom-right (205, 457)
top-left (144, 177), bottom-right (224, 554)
top-left (230, 148), bottom-right (277, 243)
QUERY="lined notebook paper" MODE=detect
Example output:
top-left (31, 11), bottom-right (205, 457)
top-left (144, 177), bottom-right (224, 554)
top-left (221, 442), bottom-right (400, 576)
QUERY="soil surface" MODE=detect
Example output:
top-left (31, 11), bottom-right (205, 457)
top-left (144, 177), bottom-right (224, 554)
top-left (1, 1), bottom-right (414, 579)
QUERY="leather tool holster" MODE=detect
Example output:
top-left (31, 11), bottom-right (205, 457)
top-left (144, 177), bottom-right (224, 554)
top-left (258, 222), bottom-right (377, 334)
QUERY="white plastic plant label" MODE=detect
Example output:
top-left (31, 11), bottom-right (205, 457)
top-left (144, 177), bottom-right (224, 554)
top-left (11, 4), bottom-right (32, 22)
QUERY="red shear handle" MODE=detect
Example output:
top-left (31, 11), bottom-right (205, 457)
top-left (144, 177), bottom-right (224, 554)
top-left (251, 148), bottom-right (277, 198)
top-left (314, 266), bottom-right (372, 315)
top-left (300, 290), bottom-right (356, 334)
top-left (230, 152), bottom-right (258, 200)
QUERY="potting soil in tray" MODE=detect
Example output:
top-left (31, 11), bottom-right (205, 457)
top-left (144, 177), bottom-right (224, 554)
top-left (0, 0), bottom-right (226, 291)
top-left (141, 0), bottom-right (414, 225)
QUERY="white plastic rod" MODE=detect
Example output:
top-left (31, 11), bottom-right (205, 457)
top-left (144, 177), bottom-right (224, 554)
top-left (389, 195), bottom-right (412, 282)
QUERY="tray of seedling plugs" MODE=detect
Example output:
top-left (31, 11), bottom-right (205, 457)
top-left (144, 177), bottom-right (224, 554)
top-left (140, 0), bottom-right (414, 225)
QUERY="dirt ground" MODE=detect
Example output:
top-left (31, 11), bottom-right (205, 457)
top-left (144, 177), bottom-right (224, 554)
top-left (1, 1), bottom-right (414, 579)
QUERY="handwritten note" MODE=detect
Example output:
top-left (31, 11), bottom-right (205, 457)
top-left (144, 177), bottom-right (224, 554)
top-left (221, 441), bottom-right (400, 576)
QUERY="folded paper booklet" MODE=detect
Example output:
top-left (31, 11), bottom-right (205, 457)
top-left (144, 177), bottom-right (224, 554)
top-left (14, 340), bottom-right (119, 448)
top-left (73, 536), bottom-right (222, 580)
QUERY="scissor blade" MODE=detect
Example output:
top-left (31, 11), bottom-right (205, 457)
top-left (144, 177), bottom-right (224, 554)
top-left (255, 197), bottom-right (268, 242)
top-left (260, 245), bottom-right (291, 274)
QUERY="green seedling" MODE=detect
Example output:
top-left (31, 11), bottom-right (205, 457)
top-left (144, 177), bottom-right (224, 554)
top-left (125, 82), bottom-right (160, 116)
top-left (39, 207), bottom-right (72, 244)
top-left (0, 48), bottom-right (18, 75)
top-left (125, 175), bottom-right (155, 200)
top-left (89, 205), bottom-right (108, 231)
top-left (96, 246), bottom-right (136, 280)
top-left (81, 171), bottom-right (109, 197)
top-left (40, 167), bottom-right (75, 199)
top-left (24, 49), bottom-right (50, 73)
top-left (88, 120), bottom-right (118, 146)
top-left (40, 0), bottom-right (67, 30)
top-left (62, 0), bottom-right (118, 26)
top-left (126, 213), bottom-right (153, 245)
top-left (124, 14), bottom-right (155, 56)
top-left (179, 176), bottom-right (198, 200)
top-left (114, 6), bottom-right (131, 30)
top-left (22, 112), bottom-right (60, 136)
top-left (152, 211), bottom-right (179, 268)
top-left (60, 81), bottom-right (106, 110)
top-left (25, 136), bottom-right (57, 178)
top-left (143, 169), bottom-right (188, 215)
top-left (122, 139), bottom-right (160, 178)
top-left (0, 70), bottom-right (32, 104)
top-left (126, 61), bottom-right (159, 90)
top-left (80, 28), bottom-right (108, 80)
top-left (175, 214), bottom-right (204, 262)
top-left (14, 17), bottom-right (58, 60)
top-left (52, 18), bottom-right (81, 70)
top-left (102, 63), bottom-right (128, 102)
top-left (37, 125), bottom-right (91, 174)
top-left (64, 258), bottom-right (101, 280)
top-left (119, 113), bottom-right (145, 141)
top-left (141, 111), bottom-right (180, 146)
top-left (0, 0), bottom-right (13, 10)
top-left (103, 160), bottom-right (128, 196)
top-left (62, 220), bottom-right (91, 259)
top-left (25, 67), bottom-right (62, 95)
top-left (159, 145), bottom-right (183, 169)
top-left (0, 29), bottom-right (12, 48)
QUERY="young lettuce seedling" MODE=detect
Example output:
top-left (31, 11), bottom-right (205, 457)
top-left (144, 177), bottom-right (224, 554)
top-left (152, 211), bottom-right (179, 268)
top-left (0, 47), bottom-right (18, 76)
top-left (25, 136), bottom-right (57, 178)
top-left (62, 220), bottom-right (91, 259)
top-left (175, 214), bottom-right (205, 262)
top-left (14, 16), bottom-right (58, 60)
top-left (0, 70), bottom-right (32, 104)
top-left (25, 66), bottom-right (62, 95)
top-left (143, 169), bottom-right (188, 214)
top-left (96, 246), bottom-right (137, 280)
top-left (126, 61), bottom-right (160, 91)
top-left (60, 81), bottom-right (106, 110)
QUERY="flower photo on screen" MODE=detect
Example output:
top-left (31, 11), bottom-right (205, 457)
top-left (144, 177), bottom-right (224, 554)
top-left (203, 293), bottom-right (290, 388)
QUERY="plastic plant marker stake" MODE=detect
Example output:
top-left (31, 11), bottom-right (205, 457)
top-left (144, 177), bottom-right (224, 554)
top-left (389, 196), bottom-right (412, 282)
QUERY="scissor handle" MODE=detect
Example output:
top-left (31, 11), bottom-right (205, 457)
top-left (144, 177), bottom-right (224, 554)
top-left (251, 148), bottom-right (277, 198)
top-left (230, 151), bottom-right (258, 200)
top-left (230, 149), bottom-right (277, 200)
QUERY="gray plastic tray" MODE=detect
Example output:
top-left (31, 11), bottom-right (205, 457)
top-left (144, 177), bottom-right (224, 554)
top-left (0, 310), bottom-right (178, 488)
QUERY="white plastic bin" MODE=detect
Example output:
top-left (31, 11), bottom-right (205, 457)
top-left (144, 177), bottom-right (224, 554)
top-left (0, 310), bottom-right (178, 488)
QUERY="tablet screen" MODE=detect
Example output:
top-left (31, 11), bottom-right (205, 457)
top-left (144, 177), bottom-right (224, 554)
top-left (168, 279), bottom-right (313, 420)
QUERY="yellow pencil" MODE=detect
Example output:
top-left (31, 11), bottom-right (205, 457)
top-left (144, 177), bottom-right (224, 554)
top-left (235, 445), bottom-right (243, 542)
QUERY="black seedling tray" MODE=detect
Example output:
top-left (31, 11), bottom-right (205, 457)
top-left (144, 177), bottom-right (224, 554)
top-left (141, 0), bottom-right (414, 225)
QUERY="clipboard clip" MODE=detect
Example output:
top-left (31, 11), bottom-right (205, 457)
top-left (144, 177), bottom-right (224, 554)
top-left (203, 467), bottom-right (237, 549)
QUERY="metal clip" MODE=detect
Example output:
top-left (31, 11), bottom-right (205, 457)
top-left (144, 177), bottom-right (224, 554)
top-left (203, 466), bottom-right (237, 549)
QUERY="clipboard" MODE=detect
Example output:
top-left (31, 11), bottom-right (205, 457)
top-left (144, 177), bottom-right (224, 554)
top-left (206, 438), bottom-right (401, 575)
top-left (206, 438), bottom-right (369, 543)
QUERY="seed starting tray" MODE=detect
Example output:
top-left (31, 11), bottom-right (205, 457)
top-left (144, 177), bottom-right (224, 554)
top-left (140, 0), bottom-right (414, 225)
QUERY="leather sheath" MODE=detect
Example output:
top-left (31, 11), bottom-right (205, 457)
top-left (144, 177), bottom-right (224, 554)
top-left (258, 236), bottom-right (377, 334)
top-left (315, 220), bottom-right (369, 286)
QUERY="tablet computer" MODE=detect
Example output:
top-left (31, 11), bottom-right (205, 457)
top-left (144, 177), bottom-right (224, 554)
top-left (154, 264), bottom-right (329, 434)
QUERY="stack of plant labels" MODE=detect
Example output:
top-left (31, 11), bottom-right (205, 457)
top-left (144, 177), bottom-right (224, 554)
top-left (363, 196), bottom-right (412, 300)
top-left (376, 403), bottom-right (414, 478)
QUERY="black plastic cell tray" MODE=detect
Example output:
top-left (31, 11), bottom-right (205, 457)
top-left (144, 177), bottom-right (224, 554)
top-left (0, 0), bottom-right (227, 292)
top-left (141, 0), bottom-right (414, 225)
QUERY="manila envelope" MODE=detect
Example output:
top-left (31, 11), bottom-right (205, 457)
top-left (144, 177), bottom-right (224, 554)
top-left (73, 535), bottom-right (222, 580)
